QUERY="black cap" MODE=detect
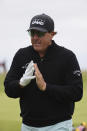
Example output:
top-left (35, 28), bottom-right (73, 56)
top-left (27, 14), bottom-right (54, 32)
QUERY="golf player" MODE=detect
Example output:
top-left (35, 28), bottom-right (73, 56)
top-left (4, 13), bottom-right (83, 131)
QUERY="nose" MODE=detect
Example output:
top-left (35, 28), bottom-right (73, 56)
top-left (33, 34), bottom-right (39, 39)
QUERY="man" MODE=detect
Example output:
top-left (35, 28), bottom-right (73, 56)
top-left (4, 13), bottom-right (83, 131)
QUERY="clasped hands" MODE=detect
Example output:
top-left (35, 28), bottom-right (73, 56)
top-left (19, 60), bottom-right (46, 91)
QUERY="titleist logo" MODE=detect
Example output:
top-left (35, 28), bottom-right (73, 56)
top-left (31, 19), bottom-right (45, 25)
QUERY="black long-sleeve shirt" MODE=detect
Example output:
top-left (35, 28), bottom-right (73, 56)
top-left (4, 40), bottom-right (83, 127)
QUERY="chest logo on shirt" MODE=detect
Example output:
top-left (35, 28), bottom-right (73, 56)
top-left (21, 63), bottom-right (30, 69)
top-left (73, 70), bottom-right (81, 76)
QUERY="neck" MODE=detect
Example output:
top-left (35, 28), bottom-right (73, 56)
top-left (38, 51), bottom-right (46, 58)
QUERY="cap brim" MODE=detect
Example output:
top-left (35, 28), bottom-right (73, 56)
top-left (27, 27), bottom-right (48, 32)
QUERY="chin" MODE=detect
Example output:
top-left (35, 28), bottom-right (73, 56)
top-left (33, 47), bottom-right (42, 52)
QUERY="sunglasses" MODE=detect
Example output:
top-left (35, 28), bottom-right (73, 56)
top-left (28, 30), bottom-right (46, 37)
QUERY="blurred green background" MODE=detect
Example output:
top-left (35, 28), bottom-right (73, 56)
top-left (0, 74), bottom-right (21, 131)
top-left (0, 71), bottom-right (87, 131)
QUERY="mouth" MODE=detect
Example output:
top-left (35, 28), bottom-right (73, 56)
top-left (33, 41), bottom-right (41, 46)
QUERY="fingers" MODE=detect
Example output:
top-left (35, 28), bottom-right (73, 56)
top-left (20, 61), bottom-right (36, 87)
top-left (25, 61), bottom-right (34, 73)
top-left (33, 64), bottom-right (46, 91)
top-left (24, 70), bottom-right (33, 77)
top-left (34, 64), bottom-right (41, 75)
top-left (24, 75), bottom-right (36, 80)
top-left (25, 62), bottom-right (40, 79)
top-left (30, 75), bottom-right (36, 79)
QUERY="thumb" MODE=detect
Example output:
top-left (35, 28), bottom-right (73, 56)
top-left (30, 75), bottom-right (36, 79)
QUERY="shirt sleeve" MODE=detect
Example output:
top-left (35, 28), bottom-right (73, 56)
top-left (4, 49), bottom-right (25, 98)
top-left (45, 53), bottom-right (83, 103)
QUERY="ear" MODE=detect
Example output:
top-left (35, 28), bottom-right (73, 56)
top-left (51, 32), bottom-right (57, 38)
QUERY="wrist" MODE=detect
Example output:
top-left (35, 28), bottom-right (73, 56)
top-left (19, 82), bottom-right (25, 88)
top-left (42, 82), bottom-right (46, 91)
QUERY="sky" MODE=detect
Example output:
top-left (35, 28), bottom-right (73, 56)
top-left (0, 0), bottom-right (87, 71)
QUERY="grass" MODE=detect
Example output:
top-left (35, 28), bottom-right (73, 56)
top-left (0, 73), bottom-right (21, 131)
top-left (0, 71), bottom-right (87, 130)
top-left (72, 71), bottom-right (87, 127)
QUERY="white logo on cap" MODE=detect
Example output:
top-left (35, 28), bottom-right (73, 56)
top-left (32, 19), bottom-right (45, 25)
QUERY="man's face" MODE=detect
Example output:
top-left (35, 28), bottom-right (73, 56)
top-left (29, 30), bottom-right (54, 54)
